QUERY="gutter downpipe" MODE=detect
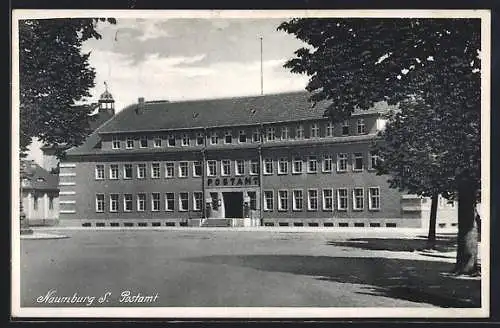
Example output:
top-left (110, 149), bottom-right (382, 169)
top-left (202, 127), bottom-right (207, 223)
top-left (259, 123), bottom-right (264, 227)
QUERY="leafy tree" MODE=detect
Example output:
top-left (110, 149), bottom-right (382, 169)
top-left (18, 18), bottom-right (116, 231)
top-left (19, 18), bottom-right (116, 158)
top-left (279, 18), bottom-right (481, 274)
top-left (374, 98), bottom-right (456, 249)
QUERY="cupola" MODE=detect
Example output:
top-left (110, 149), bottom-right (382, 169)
top-left (98, 81), bottom-right (115, 114)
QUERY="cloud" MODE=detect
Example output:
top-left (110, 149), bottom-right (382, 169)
top-left (135, 19), bottom-right (172, 41)
top-left (85, 49), bottom-right (308, 111)
top-left (27, 18), bottom-right (310, 165)
top-left (84, 18), bottom-right (306, 67)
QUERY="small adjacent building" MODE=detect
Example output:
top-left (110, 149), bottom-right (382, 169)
top-left (21, 160), bottom-right (59, 226)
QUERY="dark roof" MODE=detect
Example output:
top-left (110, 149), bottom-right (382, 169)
top-left (21, 160), bottom-right (59, 191)
top-left (89, 110), bottom-right (114, 131)
top-left (99, 91), bottom-right (390, 134)
top-left (66, 91), bottom-right (392, 157)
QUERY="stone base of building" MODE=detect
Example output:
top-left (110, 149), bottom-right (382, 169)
top-left (27, 218), bottom-right (59, 227)
top-left (56, 217), bottom-right (263, 228)
top-left (55, 217), bottom-right (428, 229)
top-left (261, 218), bottom-right (422, 228)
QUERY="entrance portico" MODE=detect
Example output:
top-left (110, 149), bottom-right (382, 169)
top-left (205, 187), bottom-right (259, 218)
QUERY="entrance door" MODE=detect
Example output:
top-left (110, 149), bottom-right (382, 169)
top-left (223, 192), bottom-right (243, 218)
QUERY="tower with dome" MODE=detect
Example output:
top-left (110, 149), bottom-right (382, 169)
top-left (40, 83), bottom-right (116, 172)
top-left (98, 81), bottom-right (115, 113)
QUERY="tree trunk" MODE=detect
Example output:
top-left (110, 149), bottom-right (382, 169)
top-left (426, 193), bottom-right (439, 249)
top-left (454, 181), bottom-right (479, 275)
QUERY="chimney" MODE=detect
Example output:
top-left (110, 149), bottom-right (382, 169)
top-left (136, 97), bottom-right (145, 114)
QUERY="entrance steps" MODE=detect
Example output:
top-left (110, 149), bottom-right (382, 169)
top-left (201, 218), bottom-right (231, 227)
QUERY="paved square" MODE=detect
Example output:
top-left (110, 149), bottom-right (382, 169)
top-left (20, 229), bottom-right (480, 308)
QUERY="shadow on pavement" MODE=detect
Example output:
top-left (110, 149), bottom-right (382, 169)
top-left (186, 255), bottom-right (479, 308)
top-left (327, 235), bottom-right (457, 253)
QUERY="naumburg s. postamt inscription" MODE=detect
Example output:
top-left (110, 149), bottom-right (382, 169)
top-left (36, 289), bottom-right (159, 306)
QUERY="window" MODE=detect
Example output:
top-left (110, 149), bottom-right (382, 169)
top-left (337, 153), bottom-right (348, 172)
top-left (181, 134), bottom-right (190, 146)
top-left (112, 136), bottom-right (120, 149)
top-left (207, 160), bottom-right (217, 176)
top-left (137, 164), bottom-right (146, 179)
top-left (221, 160), bottom-right (231, 176)
top-left (140, 137), bottom-right (148, 148)
top-left (193, 192), bottom-right (203, 211)
top-left (126, 138), bottom-right (134, 149)
top-left (323, 189), bottom-right (334, 211)
top-left (110, 194), bottom-right (119, 212)
top-left (369, 187), bottom-right (380, 210)
top-left (110, 164), bottom-right (119, 179)
top-left (168, 135), bottom-right (176, 147)
top-left (196, 132), bottom-right (204, 146)
top-left (123, 164), bottom-right (133, 179)
top-left (353, 188), bottom-right (364, 210)
top-left (193, 161), bottom-right (202, 177)
top-left (308, 189), bottom-right (318, 211)
top-left (179, 192), bottom-right (189, 211)
top-left (49, 196), bottom-right (54, 210)
top-left (263, 158), bottom-right (273, 175)
top-left (278, 190), bottom-right (288, 211)
top-left (165, 162), bottom-right (174, 178)
top-left (252, 129), bottom-right (260, 142)
top-left (357, 119), bottom-right (366, 134)
top-left (310, 123), bottom-right (320, 138)
top-left (353, 153), bottom-right (364, 171)
top-left (224, 131), bottom-right (232, 144)
top-left (266, 127), bottom-right (275, 141)
top-left (369, 151), bottom-right (380, 170)
top-left (307, 156), bottom-right (318, 173)
top-left (239, 130), bottom-right (247, 143)
top-left (292, 157), bottom-right (303, 174)
top-left (342, 121), bottom-right (350, 136)
top-left (95, 165), bottom-right (105, 180)
top-left (179, 161), bottom-right (189, 178)
top-left (278, 158), bottom-right (288, 174)
top-left (124, 194), bottom-right (133, 212)
top-left (210, 132), bottom-right (218, 145)
top-left (250, 159), bottom-right (260, 175)
top-left (281, 126), bottom-right (289, 140)
top-left (96, 194), bottom-right (105, 212)
top-left (165, 193), bottom-right (174, 211)
top-left (323, 155), bottom-right (333, 172)
top-left (337, 189), bottom-right (348, 211)
top-left (264, 191), bottom-right (274, 211)
top-left (235, 160), bottom-right (245, 176)
top-left (151, 193), bottom-right (160, 212)
top-left (292, 190), bottom-right (303, 211)
top-left (153, 137), bottom-right (162, 147)
top-left (151, 163), bottom-right (160, 179)
top-left (137, 193), bottom-right (146, 212)
top-left (296, 125), bottom-right (304, 139)
top-left (325, 122), bottom-right (334, 137)
top-left (248, 191), bottom-right (257, 210)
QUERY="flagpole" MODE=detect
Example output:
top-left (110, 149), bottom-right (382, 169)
top-left (260, 36), bottom-right (263, 96)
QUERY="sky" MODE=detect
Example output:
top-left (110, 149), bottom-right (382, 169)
top-left (26, 17), bottom-right (310, 165)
